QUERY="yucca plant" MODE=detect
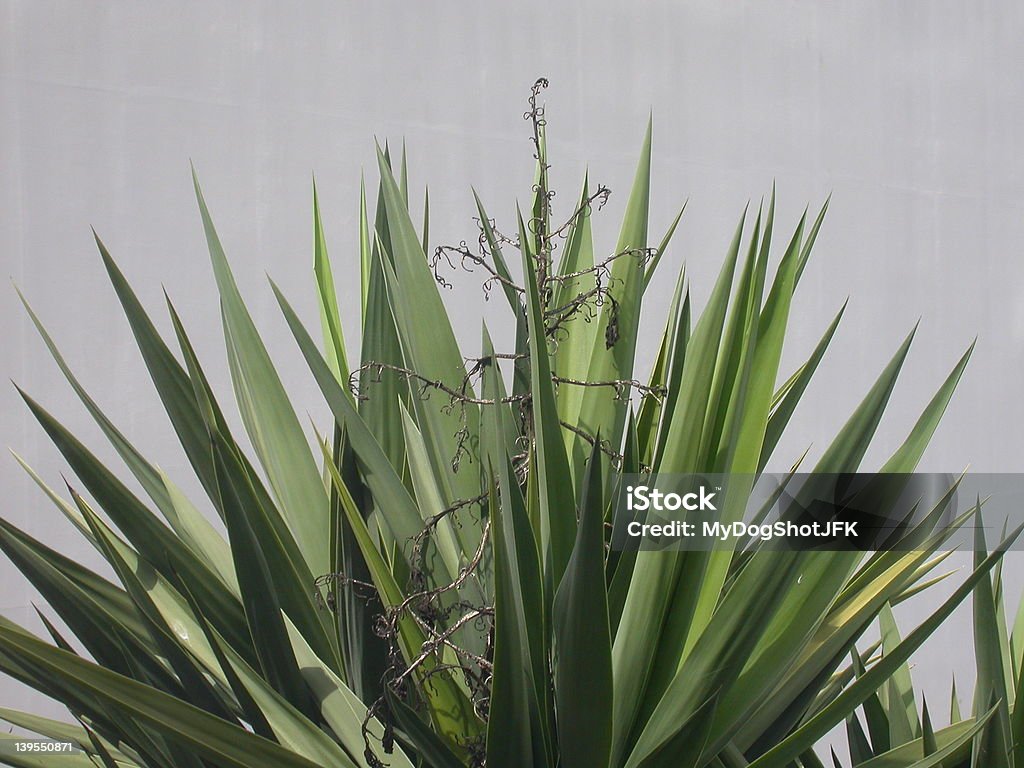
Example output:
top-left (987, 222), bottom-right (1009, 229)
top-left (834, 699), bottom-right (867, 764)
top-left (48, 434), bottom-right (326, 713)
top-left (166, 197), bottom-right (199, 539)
top-left (1, 80), bottom-right (1021, 768)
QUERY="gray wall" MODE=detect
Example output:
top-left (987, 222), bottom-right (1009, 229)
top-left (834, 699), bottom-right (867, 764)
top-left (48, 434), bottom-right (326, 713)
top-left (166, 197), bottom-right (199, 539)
top-left (2, 0), bottom-right (1023, 743)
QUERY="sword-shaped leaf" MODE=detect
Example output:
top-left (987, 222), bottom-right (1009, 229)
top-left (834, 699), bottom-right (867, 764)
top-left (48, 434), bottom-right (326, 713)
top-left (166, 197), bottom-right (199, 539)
top-left (194, 173), bottom-right (330, 576)
top-left (553, 441), bottom-right (612, 768)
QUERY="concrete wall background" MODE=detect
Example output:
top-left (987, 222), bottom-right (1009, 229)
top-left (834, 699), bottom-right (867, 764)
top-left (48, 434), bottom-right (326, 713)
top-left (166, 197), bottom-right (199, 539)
top-left (2, 0), bottom-right (1023, 753)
